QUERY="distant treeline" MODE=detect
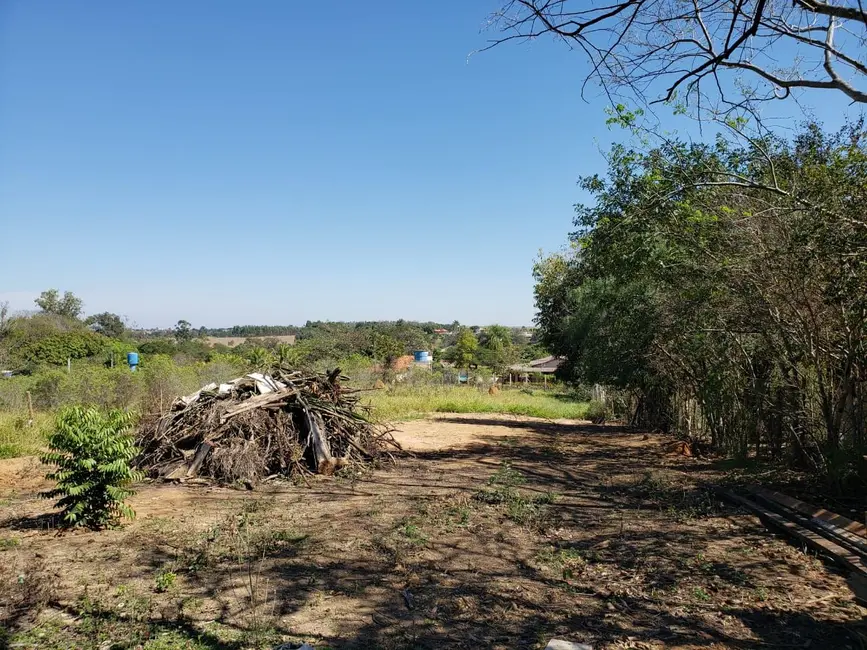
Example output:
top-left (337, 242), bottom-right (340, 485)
top-left (199, 320), bottom-right (459, 340)
top-left (0, 297), bottom-right (542, 375)
top-left (202, 325), bottom-right (299, 338)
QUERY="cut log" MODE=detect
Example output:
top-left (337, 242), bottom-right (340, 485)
top-left (327, 367), bottom-right (342, 384)
top-left (344, 435), bottom-right (372, 458)
top-left (304, 408), bottom-right (334, 474)
top-left (186, 441), bottom-right (213, 478)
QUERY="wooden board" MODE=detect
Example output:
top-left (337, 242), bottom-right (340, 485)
top-left (219, 389), bottom-right (294, 424)
top-left (303, 408), bottom-right (334, 474)
top-left (718, 488), bottom-right (867, 602)
top-left (748, 486), bottom-right (867, 558)
top-left (186, 441), bottom-right (213, 478)
top-left (750, 486), bottom-right (867, 539)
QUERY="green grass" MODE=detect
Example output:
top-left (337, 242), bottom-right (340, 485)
top-left (473, 461), bottom-right (557, 530)
top-left (365, 385), bottom-right (590, 421)
top-left (0, 412), bottom-right (52, 459)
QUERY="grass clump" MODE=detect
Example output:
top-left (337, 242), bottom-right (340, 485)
top-left (537, 546), bottom-right (587, 580)
top-left (397, 519), bottom-right (428, 546)
top-left (154, 569), bottom-right (177, 593)
top-left (365, 385), bottom-right (590, 421)
top-left (474, 461), bottom-right (557, 529)
top-left (629, 471), bottom-right (722, 522)
top-left (692, 586), bottom-right (712, 602)
top-left (0, 412), bottom-right (52, 459)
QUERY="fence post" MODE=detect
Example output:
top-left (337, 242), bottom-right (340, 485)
top-left (26, 391), bottom-right (34, 427)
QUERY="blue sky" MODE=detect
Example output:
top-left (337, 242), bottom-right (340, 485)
top-left (0, 1), bottom-right (857, 328)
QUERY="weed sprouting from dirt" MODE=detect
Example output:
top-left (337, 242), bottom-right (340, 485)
top-left (625, 470), bottom-right (725, 522)
top-left (154, 568), bottom-right (177, 593)
top-left (489, 461), bottom-right (527, 488)
top-left (537, 546), bottom-right (588, 581)
top-left (397, 519), bottom-right (428, 546)
top-left (473, 461), bottom-right (557, 529)
top-left (0, 555), bottom-right (57, 631)
top-left (197, 500), bottom-right (294, 647)
top-left (126, 500), bottom-right (305, 647)
top-left (692, 586), bottom-right (712, 602)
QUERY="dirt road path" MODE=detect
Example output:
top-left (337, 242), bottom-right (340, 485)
top-left (1, 415), bottom-right (864, 649)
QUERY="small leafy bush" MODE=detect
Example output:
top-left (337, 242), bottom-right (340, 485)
top-left (41, 406), bottom-right (143, 529)
top-left (585, 399), bottom-right (607, 422)
top-left (19, 330), bottom-right (107, 365)
top-left (154, 569), bottom-right (177, 592)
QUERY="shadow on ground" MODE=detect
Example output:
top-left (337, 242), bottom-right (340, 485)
top-left (3, 416), bottom-right (865, 649)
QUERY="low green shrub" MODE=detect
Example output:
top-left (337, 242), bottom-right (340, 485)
top-left (41, 406), bottom-right (143, 529)
top-left (0, 412), bottom-right (52, 458)
top-left (19, 330), bottom-right (107, 365)
top-left (585, 400), bottom-right (607, 422)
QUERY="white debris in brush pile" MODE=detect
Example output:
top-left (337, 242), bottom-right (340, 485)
top-left (175, 372), bottom-right (287, 408)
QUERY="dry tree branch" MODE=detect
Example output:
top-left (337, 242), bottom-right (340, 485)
top-left (485, 0), bottom-right (867, 115)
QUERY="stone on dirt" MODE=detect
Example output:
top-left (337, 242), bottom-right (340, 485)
top-left (545, 640), bottom-right (593, 650)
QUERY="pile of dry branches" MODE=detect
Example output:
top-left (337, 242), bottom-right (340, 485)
top-left (135, 368), bottom-right (398, 484)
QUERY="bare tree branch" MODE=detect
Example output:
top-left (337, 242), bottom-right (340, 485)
top-left (487, 0), bottom-right (867, 115)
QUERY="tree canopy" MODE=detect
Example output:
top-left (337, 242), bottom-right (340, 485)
top-left (85, 312), bottom-right (126, 339)
top-left (35, 289), bottom-right (83, 320)
top-left (534, 120), bottom-right (867, 475)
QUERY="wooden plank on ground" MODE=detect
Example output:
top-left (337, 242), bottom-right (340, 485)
top-left (748, 486), bottom-right (867, 558)
top-left (718, 488), bottom-right (867, 601)
top-left (750, 486), bottom-right (867, 539)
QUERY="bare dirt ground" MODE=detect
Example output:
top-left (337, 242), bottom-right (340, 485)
top-left (1, 414), bottom-right (865, 649)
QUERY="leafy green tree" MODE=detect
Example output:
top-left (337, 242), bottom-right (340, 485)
top-left (174, 319), bottom-right (193, 342)
top-left (479, 324), bottom-right (517, 371)
top-left (536, 120), bottom-right (867, 475)
top-left (35, 289), bottom-right (83, 319)
top-left (451, 328), bottom-right (479, 368)
top-left (85, 312), bottom-right (125, 339)
top-left (18, 330), bottom-right (107, 365)
top-left (370, 332), bottom-right (404, 366)
top-left (276, 343), bottom-right (295, 365)
top-left (0, 301), bottom-right (9, 334)
top-left (41, 406), bottom-right (142, 529)
top-left (138, 339), bottom-right (177, 356)
top-left (480, 325), bottom-right (511, 350)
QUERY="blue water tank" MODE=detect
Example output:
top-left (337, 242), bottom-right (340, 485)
top-left (127, 352), bottom-right (139, 367)
top-left (413, 350), bottom-right (430, 362)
